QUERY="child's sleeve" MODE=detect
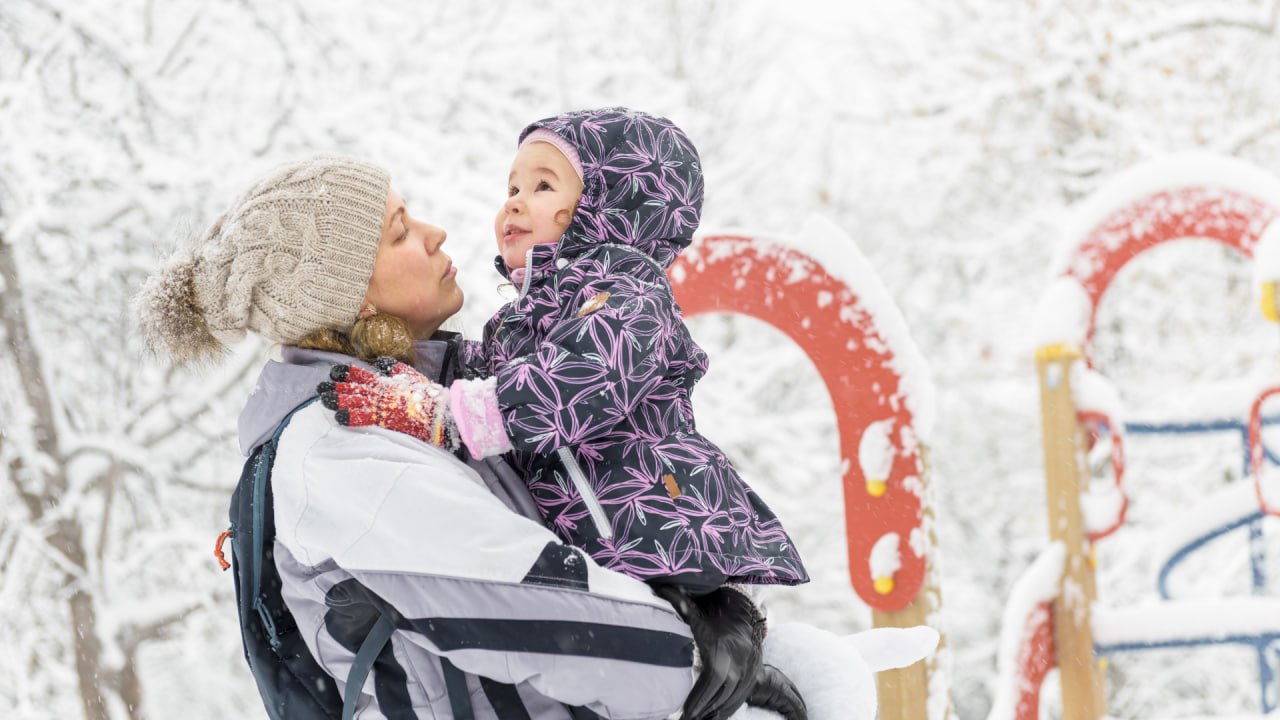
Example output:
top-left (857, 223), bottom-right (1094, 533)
top-left (450, 276), bottom-right (680, 458)
top-left (459, 332), bottom-right (493, 380)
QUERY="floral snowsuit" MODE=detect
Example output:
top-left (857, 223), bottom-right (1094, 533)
top-left (467, 108), bottom-right (808, 592)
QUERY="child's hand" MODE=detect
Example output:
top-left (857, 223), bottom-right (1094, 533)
top-left (317, 357), bottom-right (457, 449)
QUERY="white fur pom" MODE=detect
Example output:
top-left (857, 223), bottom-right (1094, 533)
top-left (134, 249), bottom-right (227, 365)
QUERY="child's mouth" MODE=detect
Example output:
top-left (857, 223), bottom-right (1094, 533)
top-left (503, 224), bottom-right (529, 243)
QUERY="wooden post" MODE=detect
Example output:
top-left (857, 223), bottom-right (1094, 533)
top-left (1035, 344), bottom-right (1105, 720)
top-left (873, 600), bottom-right (937, 719)
top-left (873, 446), bottom-right (948, 720)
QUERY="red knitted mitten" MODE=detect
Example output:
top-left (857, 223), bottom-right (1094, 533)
top-left (317, 357), bottom-right (458, 449)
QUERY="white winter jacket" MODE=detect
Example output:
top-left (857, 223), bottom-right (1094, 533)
top-left (240, 343), bottom-right (695, 719)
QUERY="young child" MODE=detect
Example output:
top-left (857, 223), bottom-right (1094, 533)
top-left (337, 107), bottom-right (808, 593)
top-left (324, 108), bottom-right (809, 716)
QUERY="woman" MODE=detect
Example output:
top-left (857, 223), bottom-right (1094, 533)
top-left (135, 155), bottom-right (768, 719)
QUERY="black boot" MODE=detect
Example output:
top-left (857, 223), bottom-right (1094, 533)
top-left (747, 663), bottom-right (807, 719)
top-left (652, 585), bottom-right (766, 720)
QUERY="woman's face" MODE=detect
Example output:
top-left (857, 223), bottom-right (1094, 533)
top-left (362, 188), bottom-right (463, 339)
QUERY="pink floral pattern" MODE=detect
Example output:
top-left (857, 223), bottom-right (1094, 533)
top-left (467, 108), bottom-right (808, 591)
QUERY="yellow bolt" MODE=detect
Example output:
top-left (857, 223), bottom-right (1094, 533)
top-left (1034, 342), bottom-right (1083, 361)
top-left (1097, 657), bottom-right (1109, 671)
top-left (1089, 543), bottom-right (1098, 569)
top-left (1262, 282), bottom-right (1280, 323)
top-left (873, 576), bottom-right (895, 595)
top-left (866, 479), bottom-right (887, 497)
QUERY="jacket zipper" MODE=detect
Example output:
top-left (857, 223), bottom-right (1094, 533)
top-left (517, 247), bottom-right (535, 298)
top-left (557, 447), bottom-right (612, 539)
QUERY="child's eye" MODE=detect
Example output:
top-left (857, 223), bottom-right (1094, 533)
top-left (536, 181), bottom-right (553, 191)
top-left (508, 185), bottom-right (518, 197)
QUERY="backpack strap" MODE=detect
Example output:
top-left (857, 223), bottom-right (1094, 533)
top-left (250, 397), bottom-right (319, 649)
top-left (340, 614), bottom-right (395, 720)
top-left (441, 657), bottom-right (475, 720)
top-left (249, 395), bottom-right (472, 720)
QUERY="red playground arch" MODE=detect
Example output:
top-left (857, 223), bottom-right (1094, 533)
top-left (1062, 185), bottom-right (1279, 353)
top-left (668, 230), bottom-right (928, 612)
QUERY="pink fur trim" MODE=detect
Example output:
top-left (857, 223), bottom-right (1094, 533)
top-left (449, 377), bottom-right (513, 459)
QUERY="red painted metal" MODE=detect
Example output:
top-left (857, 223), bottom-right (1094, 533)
top-left (668, 234), bottom-right (926, 612)
top-left (1015, 602), bottom-right (1057, 720)
top-left (1248, 387), bottom-right (1280, 517)
top-left (1077, 410), bottom-right (1128, 542)
top-left (1059, 186), bottom-right (1280, 532)
top-left (1061, 187), bottom-right (1277, 357)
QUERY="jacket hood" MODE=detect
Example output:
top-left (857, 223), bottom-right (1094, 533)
top-left (237, 334), bottom-right (462, 455)
top-left (499, 107), bottom-right (703, 275)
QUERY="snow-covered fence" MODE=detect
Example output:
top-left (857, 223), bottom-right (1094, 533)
top-left (1017, 154), bottom-right (1280, 720)
top-left (670, 216), bottom-right (946, 720)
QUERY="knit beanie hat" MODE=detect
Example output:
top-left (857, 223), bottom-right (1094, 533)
top-left (136, 154), bottom-right (390, 364)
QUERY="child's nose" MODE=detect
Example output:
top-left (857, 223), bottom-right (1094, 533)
top-left (504, 195), bottom-right (523, 213)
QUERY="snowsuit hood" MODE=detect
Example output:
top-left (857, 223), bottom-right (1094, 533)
top-left (495, 107), bottom-right (704, 280)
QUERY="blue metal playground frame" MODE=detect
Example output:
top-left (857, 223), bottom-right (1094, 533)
top-left (1092, 416), bottom-right (1279, 713)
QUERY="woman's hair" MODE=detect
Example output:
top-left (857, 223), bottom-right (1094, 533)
top-left (295, 313), bottom-right (416, 364)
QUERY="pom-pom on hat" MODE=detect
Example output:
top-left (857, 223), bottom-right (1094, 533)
top-left (136, 154), bottom-right (390, 364)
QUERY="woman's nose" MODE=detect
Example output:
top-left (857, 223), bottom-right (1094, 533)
top-left (425, 225), bottom-right (447, 252)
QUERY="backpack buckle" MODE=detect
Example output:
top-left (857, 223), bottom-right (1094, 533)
top-left (214, 528), bottom-right (233, 571)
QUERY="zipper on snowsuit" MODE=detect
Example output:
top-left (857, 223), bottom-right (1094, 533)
top-left (556, 447), bottom-right (613, 540)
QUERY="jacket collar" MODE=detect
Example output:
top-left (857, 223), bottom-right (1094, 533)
top-left (236, 333), bottom-right (463, 455)
top-left (494, 244), bottom-right (564, 299)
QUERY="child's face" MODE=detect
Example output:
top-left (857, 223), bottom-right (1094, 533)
top-left (495, 141), bottom-right (584, 271)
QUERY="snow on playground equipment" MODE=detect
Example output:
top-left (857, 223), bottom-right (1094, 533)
top-left (1251, 221), bottom-right (1280, 520)
top-left (668, 215), bottom-right (946, 720)
top-left (994, 154), bottom-right (1280, 720)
